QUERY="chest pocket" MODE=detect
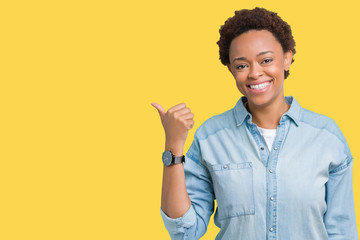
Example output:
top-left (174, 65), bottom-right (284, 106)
top-left (208, 162), bottom-right (255, 220)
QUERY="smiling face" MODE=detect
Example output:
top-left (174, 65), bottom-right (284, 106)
top-left (227, 30), bottom-right (292, 109)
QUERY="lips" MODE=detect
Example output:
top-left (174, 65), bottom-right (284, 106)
top-left (247, 80), bottom-right (272, 93)
top-left (247, 80), bottom-right (272, 89)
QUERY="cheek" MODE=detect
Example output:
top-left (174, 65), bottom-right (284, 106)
top-left (233, 74), bottom-right (247, 87)
top-left (234, 76), bottom-right (248, 94)
top-left (265, 63), bottom-right (284, 78)
top-left (235, 81), bottom-right (246, 90)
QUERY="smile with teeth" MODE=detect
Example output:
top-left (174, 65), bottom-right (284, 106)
top-left (248, 81), bottom-right (271, 89)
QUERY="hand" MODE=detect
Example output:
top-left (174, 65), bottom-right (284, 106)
top-left (151, 103), bottom-right (194, 150)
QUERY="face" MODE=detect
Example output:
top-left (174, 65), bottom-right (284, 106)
top-left (227, 30), bottom-right (292, 109)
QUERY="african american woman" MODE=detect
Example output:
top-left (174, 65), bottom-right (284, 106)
top-left (152, 7), bottom-right (358, 240)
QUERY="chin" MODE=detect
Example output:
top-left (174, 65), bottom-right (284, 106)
top-left (246, 94), bottom-right (276, 108)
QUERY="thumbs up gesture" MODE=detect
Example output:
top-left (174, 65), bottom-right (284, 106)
top-left (151, 103), bottom-right (194, 151)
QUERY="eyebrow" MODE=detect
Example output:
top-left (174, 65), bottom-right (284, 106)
top-left (232, 51), bottom-right (274, 63)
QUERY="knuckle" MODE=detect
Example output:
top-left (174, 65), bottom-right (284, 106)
top-left (176, 103), bottom-right (185, 109)
top-left (187, 120), bottom-right (194, 129)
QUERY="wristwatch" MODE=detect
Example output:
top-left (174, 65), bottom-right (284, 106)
top-left (162, 150), bottom-right (185, 166)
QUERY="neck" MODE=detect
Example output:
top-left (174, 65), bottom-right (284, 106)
top-left (246, 96), bottom-right (290, 129)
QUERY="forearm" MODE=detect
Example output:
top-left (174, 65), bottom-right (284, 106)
top-left (160, 138), bottom-right (214, 239)
top-left (161, 143), bottom-right (191, 218)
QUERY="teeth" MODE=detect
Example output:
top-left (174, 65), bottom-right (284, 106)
top-left (249, 81), bottom-right (270, 89)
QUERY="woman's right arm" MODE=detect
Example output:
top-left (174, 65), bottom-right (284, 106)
top-left (152, 103), bottom-right (215, 239)
top-left (151, 102), bottom-right (194, 218)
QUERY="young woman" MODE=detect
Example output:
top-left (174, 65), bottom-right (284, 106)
top-left (152, 7), bottom-right (358, 240)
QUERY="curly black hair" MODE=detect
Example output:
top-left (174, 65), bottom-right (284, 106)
top-left (217, 7), bottom-right (296, 79)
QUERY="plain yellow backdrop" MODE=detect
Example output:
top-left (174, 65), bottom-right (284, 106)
top-left (0, 0), bottom-right (359, 239)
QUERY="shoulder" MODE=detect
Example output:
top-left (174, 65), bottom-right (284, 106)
top-left (300, 108), bottom-right (347, 146)
top-left (194, 108), bottom-right (236, 141)
top-left (187, 108), bottom-right (235, 165)
top-left (299, 107), bottom-right (352, 171)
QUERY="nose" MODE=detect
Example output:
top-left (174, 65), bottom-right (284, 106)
top-left (248, 62), bottom-right (263, 80)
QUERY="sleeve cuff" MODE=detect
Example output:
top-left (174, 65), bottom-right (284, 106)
top-left (160, 205), bottom-right (196, 234)
top-left (329, 156), bottom-right (353, 174)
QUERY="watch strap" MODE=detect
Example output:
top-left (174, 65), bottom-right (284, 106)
top-left (173, 155), bottom-right (185, 164)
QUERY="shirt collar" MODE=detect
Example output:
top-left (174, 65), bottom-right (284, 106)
top-left (233, 96), bottom-right (301, 127)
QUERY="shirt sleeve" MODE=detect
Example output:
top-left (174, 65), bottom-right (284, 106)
top-left (324, 156), bottom-right (359, 239)
top-left (160, 135), bottom-right (215, 240)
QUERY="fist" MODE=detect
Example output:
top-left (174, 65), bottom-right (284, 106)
top-left (151, 102), bottom-right (194, 147)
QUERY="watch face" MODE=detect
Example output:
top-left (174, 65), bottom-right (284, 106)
top-left (162, 151), bottom-right (173, 166)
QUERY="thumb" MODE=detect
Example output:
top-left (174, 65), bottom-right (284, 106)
top-left (151, 103), bottom-right (166, 120)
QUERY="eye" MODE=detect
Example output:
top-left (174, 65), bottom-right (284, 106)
top-left (235, 64), bottom-right (247, 70)
top-left (262, 58), bottom-right (273, 64)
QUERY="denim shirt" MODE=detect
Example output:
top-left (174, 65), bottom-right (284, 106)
top-left (160, 96), bottom-right (358, 240)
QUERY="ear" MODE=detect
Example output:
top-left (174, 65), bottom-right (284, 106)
top-left (284, 50), bottom-right (293, 71)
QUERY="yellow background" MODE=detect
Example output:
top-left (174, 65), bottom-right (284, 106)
top-left (0, 0), bottom-right (359, 239)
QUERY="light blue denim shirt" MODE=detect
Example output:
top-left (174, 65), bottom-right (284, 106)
top-left (160, 96), bottom-right (358, 240)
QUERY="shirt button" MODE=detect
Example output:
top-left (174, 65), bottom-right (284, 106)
top-left (274, 147), bottom-right (278, 150)
top-left (270, 196), bottom-right (274, 201)
top-left (223, 165), bottom-right (228, 169)
top-left (269, 169), bottom-right (273, 173)
top-left (269, 227), bottom-right (274, 232)
top-left (260, 147), bottom-right (264, 150)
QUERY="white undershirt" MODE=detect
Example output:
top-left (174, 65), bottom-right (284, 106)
top-left (257, 126), bottom-right (277, 152)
